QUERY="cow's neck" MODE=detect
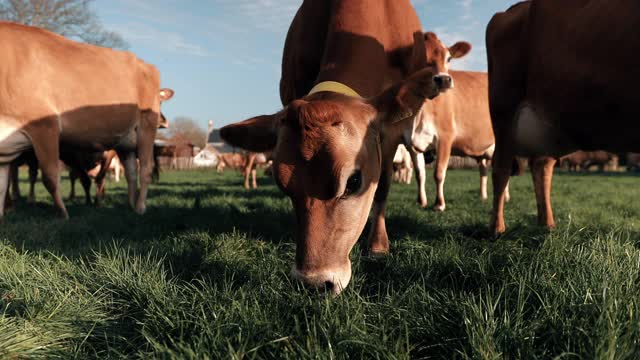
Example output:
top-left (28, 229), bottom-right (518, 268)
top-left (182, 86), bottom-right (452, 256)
top-left (313, 0), bottom-right (420, 98)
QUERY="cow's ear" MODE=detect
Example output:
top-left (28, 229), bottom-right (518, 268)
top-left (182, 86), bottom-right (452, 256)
top-left (220, 114), bottom-right (279, 152)
top-left (449, 42), bottom-right (472, 59)
top-left (159, 88), bottom-right (174, 102)
top-left (372, 67), bottom-right (440, 124)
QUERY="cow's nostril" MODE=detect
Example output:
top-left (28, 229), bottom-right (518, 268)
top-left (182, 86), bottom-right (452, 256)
top-left (324, 281), bottom-right (335, 292)
top-left (433, 76), bottom-right (443, 87)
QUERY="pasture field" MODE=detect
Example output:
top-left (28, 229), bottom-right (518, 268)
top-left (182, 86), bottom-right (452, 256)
top-left (1, 168), bottom-right (639, 359)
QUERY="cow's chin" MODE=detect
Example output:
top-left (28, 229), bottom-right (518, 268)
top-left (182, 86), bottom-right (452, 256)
top-left (291, 262), bottom-right (352, 296)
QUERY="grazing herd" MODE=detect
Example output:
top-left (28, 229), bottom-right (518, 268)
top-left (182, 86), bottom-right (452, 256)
top-left (1, 0), bottom-right (638, 295)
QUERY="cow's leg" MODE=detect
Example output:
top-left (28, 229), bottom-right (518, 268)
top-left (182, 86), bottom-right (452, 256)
top-left (0, 165), bottom-right (11, 218)
top-left (27, 159), bottom-right (37, 203)
top-left (252, 168), bottom-right (257, 189)
top-left (135, 119), bottom-right (158, 215)
top-left (9, 163), bottom-right (20, 200)
top-left (244, 154), bottom-right (256, 190)
top-left (94, 154), bottom-right (113, 206)
top-left (530, 156), bottom-right (556, 229)
top-left (118, 151), bottom-right (138, 210)
top-left (489, 139), bottom-right (515, 236)
top-left (505, 179), bottom-right (511, 202)
top-left (433, 139), bottom-right (453, 212)
top-left (366, 146), bottom-right (395, 256)
top-left (78, 171), bottom-right (92, 205)
top-left (479, 158), bottom-right (489, 200)
top-left (114, 159), bottom-right (120, 182)
top-left (68, 169), bottom-right (77, 201)
top-left (30, 130), bottom-right (68, 219)
top-left (410, 151), bottom-right (428, 208)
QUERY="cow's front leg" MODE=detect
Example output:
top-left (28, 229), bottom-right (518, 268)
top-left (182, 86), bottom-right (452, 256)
top-left (135, 114), bottom-right (158, 215)
top-left (118, 150), bottom-right (138, 211)
top-left (433, 138), bottom-right (453, 212)
top-left (365, 153), bottom-right (394, 256)
top-left (410, 150), bottom-right (428, 208)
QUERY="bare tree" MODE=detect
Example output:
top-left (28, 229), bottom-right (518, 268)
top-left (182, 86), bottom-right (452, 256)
top-left (163, 117), bottom-right (207, 149)
top-left (0, 0), bottom-right (127, 49)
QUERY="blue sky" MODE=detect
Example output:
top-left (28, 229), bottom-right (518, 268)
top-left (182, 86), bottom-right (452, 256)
top-left (95, 0), bottom-right (515, 131)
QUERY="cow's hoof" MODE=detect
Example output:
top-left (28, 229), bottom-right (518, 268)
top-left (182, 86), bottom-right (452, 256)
top-left (432, 204), bottom-right (446, 212)
top-left (135, 206), bottom-right (146, 215)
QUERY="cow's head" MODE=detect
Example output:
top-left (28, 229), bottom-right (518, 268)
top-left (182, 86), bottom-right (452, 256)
top-left (157, 88), bottom-right (174, 127)
top-left (423, 32), bottom-right (471, 90)
top-left (220, 68), bottom-right (442, 295)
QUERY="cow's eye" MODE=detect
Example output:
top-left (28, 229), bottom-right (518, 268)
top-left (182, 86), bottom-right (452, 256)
top-left (343, 170), bottom-right (362, 197)
top-left (447, 56), bottom-right (452, 63)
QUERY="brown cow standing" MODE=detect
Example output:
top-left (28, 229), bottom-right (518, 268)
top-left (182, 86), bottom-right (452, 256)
top-left (486, 0), bottom-right (640, 235)
top-left (405, 65), bottom-right (511, 211)
top-left (0, 22), bottom-right (173, 218)
top-left (221, 0), bottom-right (446, 294)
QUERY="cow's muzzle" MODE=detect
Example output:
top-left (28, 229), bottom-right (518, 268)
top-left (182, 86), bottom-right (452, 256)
top-left (433, 73), bottom-right (454, 91)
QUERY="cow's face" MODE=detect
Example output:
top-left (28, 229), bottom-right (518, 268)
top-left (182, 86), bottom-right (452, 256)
top-left (424, 32), bottom-right (471, 90)
top-left (220, 68), bottom-right (442, 295)
top-left (157, 88), bottom-right (174, 128)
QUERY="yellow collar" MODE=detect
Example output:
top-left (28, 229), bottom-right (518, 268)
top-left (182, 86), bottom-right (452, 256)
top-left (308, 81), bottom-right (361, 98)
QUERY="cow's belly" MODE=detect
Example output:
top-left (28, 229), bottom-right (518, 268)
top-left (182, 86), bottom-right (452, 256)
top-left (59, 106), bottom-right (140, 151)
top-left (0, 116), bottom-right (32, 163)
top-left (513, 103), bottom-right (575, 157)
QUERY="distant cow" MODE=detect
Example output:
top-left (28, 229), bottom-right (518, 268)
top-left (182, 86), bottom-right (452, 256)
top-left (486, 1), bottom-right (640, 235)
top-left (7, 150), bottom-right (120, 207)
top-left (559, 151), bottom-right (618, 172)
top-left (627, 153), bottom-right (640, 172)
top-left (64, 150), bottom-right (119, 206)
top-left (393, 144), bottom-right (413, 184)
top-left (216, 153), bottom-right (246, 173)
top-left (243, 152), bottom-right (272, 189)
top-left (0, 22), bottom-right (173, 218)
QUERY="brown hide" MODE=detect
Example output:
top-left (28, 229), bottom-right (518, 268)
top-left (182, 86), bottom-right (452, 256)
top-left (486, 0), bottom-right (640, 234)
top-left (0, 22), bottom-right (173, 218)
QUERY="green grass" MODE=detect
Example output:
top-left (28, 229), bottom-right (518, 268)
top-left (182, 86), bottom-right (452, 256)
top-left (1, 168), bottom-right (639, 359)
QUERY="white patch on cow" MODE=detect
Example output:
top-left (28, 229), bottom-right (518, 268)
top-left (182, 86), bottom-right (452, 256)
top-left (483, 143), bottom-right (496, 158)
top-left (0, 118), bottom-right (32, 163)
top-left (408, 108), bottom-right (438, 153)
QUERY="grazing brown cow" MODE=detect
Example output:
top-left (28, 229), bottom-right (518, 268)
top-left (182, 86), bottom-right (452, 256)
top-left (221, 0), bottom-right (446, 294)
top-left (0, 22), bottom-right (173, 219)
top-left (65, 150), bottom-right (119, 206)
top-left (486, 0), bottom-right (640, 235)
top-left (559, 151), bottom-right (618, 172)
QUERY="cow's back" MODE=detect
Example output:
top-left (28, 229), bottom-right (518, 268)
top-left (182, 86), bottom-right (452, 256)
top-left (524, 0), bottom-right (640, 151)
top-left (0, 22), bottom-right (161, 150)
top-left (449, 71), bottom-right (494, 155)
top-left (280, 0), bottom-right (424, 103)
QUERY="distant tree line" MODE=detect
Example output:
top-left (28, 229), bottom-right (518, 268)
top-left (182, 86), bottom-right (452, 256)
top-left (0, 0), bottom-right (127, 49)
